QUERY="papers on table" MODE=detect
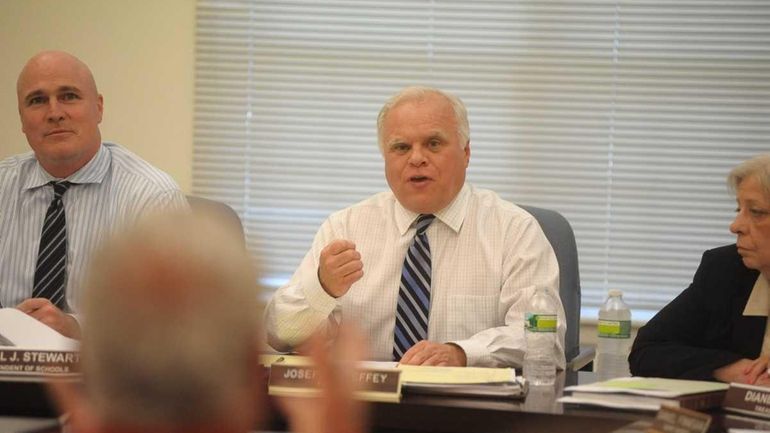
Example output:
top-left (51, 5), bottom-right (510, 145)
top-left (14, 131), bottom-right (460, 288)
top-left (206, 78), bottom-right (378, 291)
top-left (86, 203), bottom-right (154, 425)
top-left (559, 377), bottom-right (728, 412)
top-left (0, 308), bottom-right (78, 350)
top-left (398, 363), bottom-right (525, 398)
top-left (0, 308), bottom-right (80, 376)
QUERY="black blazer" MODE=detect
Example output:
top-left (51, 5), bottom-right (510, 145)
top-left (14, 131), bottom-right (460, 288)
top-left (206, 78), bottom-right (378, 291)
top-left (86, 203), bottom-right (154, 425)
top-left (629, 244), bottom-right (764, 381)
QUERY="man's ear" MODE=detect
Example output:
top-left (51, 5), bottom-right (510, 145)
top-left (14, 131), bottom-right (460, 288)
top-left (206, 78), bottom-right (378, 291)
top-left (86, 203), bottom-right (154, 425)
top-left (47, 379), bottom-right (100, 433)
top-left (96, 94), bottom-right (104, 123)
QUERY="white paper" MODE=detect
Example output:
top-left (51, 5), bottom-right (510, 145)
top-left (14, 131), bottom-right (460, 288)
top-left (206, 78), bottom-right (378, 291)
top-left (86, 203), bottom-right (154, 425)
top-left (0, 308), bottom-right (79, 350)
top-left (563, 376), bottom-right (728, 398)
top-left (359, 360), bottom-right (399, 369)
top-left (557, 394), bottom-right (663, 412)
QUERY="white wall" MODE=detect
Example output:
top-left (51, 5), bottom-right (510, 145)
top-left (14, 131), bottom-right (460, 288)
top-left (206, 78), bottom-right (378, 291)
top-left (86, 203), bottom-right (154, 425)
top-left (0, 0), bottom-right (195, 192)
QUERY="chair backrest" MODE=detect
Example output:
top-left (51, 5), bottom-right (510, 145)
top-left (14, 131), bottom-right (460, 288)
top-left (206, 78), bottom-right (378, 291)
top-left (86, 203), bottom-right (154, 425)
top-left (186, 196), bottom-right (245, 246)
top-left (518, 204), bottom-right (581, 364)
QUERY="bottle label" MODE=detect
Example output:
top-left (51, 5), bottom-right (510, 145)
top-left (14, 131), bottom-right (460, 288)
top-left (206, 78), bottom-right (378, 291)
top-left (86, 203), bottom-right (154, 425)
top-left (525, 313), bottom-right (557, 333)
top-left (598, 319), bottom-right (631, 338)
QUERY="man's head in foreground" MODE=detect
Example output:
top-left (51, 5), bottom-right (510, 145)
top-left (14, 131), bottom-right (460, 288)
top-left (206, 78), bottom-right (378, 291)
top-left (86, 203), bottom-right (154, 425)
top-left (53, 211), bottom-right (264, 432)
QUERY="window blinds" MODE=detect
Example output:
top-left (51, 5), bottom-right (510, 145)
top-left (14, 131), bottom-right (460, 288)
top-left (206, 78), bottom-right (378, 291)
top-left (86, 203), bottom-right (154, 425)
top-left (193, 0), bottom-right (770, 315)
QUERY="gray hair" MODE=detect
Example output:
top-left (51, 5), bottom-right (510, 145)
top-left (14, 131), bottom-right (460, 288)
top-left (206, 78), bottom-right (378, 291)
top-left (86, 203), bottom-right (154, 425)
top-left (81, 210), bottom-right (261, 427)
top-left (376, 86), bottom-right (470, 152)
top-left (728, 153), bottom-right (770, 198)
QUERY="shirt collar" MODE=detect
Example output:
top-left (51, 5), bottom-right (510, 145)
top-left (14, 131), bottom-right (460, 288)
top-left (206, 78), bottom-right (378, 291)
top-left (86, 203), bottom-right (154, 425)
top-left (394, 183), bottom-right (470, 235)
top-left (743, 274), bottom-right (770, 316)
top-left (22, 144), bottom-right (109, 191)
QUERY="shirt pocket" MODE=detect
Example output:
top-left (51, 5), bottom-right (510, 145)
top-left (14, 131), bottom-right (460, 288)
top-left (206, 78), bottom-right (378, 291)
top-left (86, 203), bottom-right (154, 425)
top-left (446, 294), bottom-right (500, 341)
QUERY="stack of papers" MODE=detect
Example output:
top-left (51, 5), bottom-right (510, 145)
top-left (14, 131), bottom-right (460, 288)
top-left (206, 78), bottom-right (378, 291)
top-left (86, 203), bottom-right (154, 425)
top-left (397, 364), bottom-right (525, 398)
top-left (0, 308), bottom-right (78, 350)
top-left (559, 377), bottom-right (728, 412)
top-left (0, 308), bottom-right (80, 376)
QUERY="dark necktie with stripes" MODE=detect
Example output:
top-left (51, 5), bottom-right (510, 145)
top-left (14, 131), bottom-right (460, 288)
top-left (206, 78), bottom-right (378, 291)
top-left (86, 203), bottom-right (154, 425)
top-left (32, 181), bottom-right (72, 309)
top-left (393, 214), bottom-right (436, 361)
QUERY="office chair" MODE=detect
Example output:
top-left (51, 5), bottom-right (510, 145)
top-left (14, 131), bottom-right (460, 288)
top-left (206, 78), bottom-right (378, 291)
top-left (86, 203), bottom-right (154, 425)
top-left (186, 195), bottom-right (245, 246)
top-left (519, 204), bottom-right (594, 371)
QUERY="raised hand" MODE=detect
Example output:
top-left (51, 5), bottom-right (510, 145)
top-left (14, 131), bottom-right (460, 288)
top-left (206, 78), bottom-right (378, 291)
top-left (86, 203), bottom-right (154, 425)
top-left (318, 240), bottom-right (364, 297)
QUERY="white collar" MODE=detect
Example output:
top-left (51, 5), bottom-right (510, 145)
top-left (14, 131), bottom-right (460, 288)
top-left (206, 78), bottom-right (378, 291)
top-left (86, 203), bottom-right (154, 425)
top-left (743, 274), bottom-right (770, 316)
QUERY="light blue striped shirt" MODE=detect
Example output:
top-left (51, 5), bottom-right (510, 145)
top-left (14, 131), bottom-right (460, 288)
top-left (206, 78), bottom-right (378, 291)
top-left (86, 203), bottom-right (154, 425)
top-left (0, 142), bottom-right (187, 311)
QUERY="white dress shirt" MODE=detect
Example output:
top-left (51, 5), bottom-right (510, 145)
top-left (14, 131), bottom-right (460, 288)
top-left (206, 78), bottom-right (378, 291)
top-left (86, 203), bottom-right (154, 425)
top-left (265, 184), bottom-right (566, 368)
top-left (0, 142), bottom-right (187, 311)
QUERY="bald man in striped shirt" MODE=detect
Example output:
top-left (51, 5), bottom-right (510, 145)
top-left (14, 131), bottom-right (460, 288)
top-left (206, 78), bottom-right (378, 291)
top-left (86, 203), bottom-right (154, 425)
top-left (0, 51), bottom-right (186, 338)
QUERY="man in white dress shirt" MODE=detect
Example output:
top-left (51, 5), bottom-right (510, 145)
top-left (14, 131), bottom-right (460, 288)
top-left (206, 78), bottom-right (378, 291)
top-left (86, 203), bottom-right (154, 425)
top-left (0, 51), bottom-right (186, 338)
top-left (265, 86), bottom-right (566, 368)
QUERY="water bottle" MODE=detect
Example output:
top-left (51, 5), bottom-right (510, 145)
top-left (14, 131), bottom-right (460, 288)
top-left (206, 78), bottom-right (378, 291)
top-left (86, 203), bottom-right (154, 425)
top-left (595, 289), bottom-right (632, 381)
top-left (524, 286), bottom-right (558, 386)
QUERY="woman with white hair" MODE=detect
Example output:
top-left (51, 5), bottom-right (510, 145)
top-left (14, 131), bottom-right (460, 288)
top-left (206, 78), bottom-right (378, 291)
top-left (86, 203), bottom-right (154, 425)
top-left (630, 153), bottom-right (770, 384)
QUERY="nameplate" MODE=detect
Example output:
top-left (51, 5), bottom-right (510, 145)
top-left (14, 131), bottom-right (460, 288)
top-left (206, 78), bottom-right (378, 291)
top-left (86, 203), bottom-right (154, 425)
top-left (649, 405), bottom-right (711, 433)
top-left (0, 349), bottom-right (80, 376)
top-left (723, 382), bottom-right (770, 419)
top-left (268, 364), bottom-right (401, 402)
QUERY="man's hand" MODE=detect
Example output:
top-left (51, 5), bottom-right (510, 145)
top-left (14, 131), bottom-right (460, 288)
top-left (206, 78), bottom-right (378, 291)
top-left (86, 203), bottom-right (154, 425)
top-left (318, 240), bottom-right (363, 297)
top-left (714, 356), bottom-right (770, 384)
top-left (16, 298), bottom-right (81, 339)
top-left (399, 341), bottom-right (467, 366)
top-left (276, 326), bottom-right (368, 433)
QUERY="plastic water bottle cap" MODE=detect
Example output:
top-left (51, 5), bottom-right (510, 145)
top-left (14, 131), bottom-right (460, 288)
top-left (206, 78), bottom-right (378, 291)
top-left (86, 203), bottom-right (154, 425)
top-left (608, 289), bottom-right (623, 297)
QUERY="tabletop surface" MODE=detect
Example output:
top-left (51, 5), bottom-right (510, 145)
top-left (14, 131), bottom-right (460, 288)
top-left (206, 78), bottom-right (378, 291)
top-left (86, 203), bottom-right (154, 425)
top-left (5, 371), bottom-right (770, 433)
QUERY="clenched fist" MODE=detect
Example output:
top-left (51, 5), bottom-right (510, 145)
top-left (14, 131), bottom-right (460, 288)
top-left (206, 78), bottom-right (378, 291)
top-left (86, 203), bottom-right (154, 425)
top-left (318, 240), bottom-right (364, 297)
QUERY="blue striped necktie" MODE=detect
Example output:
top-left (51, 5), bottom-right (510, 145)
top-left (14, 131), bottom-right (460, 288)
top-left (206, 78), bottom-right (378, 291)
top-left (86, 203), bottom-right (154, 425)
top-left (32, 181), bottom-right (72, 310)
top-left (393, 214), bottom-right (436, 360)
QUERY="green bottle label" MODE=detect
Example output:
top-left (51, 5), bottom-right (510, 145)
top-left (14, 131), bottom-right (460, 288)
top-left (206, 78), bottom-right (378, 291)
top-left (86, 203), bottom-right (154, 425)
top-left (525, 313), bottom-right (557, 333)
top-left (598, 319), bottom-right (631, 338)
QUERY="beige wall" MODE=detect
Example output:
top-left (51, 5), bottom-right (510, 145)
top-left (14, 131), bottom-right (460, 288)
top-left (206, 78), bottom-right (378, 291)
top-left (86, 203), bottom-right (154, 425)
top-left (0, 0), bottom-right (195, 192)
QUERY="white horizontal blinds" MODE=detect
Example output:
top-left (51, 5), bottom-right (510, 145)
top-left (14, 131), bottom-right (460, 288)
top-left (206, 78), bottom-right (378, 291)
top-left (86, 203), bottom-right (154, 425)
top-left (195, 1), bottom-right (422, 282)
top-left (451, 2), bottom-right (618, 314)
top-left (193, 0), bottom-right (770, 312)
top-left (597, 1), bottom-right (770, 310)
